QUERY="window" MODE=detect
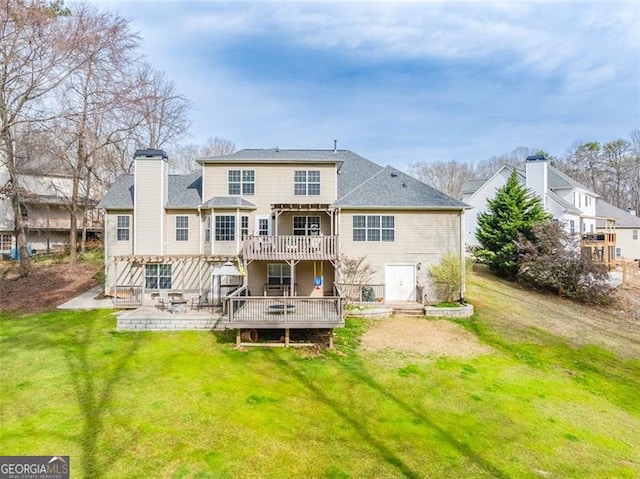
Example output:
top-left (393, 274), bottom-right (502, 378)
top-left (228, 170), bottom-right (255, 195)
top-left (241, 216), bottom-right (249, 238)
top-left (590, 223), bottom-right (594, 233)
top-left (267, 263), bottom-right (291, 285)
top-left (578, 194), bottom-right (581, 208)
top-left (145, 264), bottom-right (172, 290)
top-left (175, 216), bottom-right (189, 241)
top-left (572, 192), bottom-right (576, 205)
top-left (634, 230), bottom-right (638, 240)
top-left (569, 220), bottom-right (575, 235)
top-left (353, 215), bottom-right (395, 242)
top-left (616, 247), bottom-right (622, 258)
top-left (294, 170), bottom-right (320, 196)
top-left (116, 215), bottom-right (130, 241)
top-left (204, 215), bottom-right (211, 242)
top-left (0, 234), bottom-right (12, 251)
top-left (258, 218), bottom-right (269, 236)
top-left (215, 215), bottom-right (235, 241)
top-left (293, 216), bottom-right (320, 235)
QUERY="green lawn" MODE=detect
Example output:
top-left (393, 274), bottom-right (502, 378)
top-left (1, 274), bottom-right (639, 478)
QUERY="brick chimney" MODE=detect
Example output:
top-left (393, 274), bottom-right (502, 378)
top-left (133, 149), bottom-right (168, 255)
top-left (525, 154), bottom-right (548, 209)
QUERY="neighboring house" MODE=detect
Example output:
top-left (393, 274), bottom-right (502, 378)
top-left (99, 148), bottom-right (468, 327)
top-left (462, 155), bottom-right (598, 247)
top-left (596, 199), bottom-right (640, 261)
top-left (0, 166), bottom-right (101, 256)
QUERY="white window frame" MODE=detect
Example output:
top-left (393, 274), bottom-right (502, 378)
top-left (353, 215), bottom-right (395, 242)
top-left (267, 263), bottom-right (291, 285)
top-left (116, 215), bottom-right (130, 241)
top-left (241, 216), bottom-right (249, 238)
top-left (633, 229), bottom-right (638, 240)
top-left (294, 170), bottom-right (320, 196)
top-left (204, 215), bottom-right (211, 242)
top-left (175, 216), bottom-right (189, 241)
top-left (145, 264), bottom-right (172, 290)
top-left (293, 216), bottom-right (321, 236)
top-left (256, 216), bottom-right (271, 236)
top-left (228, 170), bottom-right (255, 195)
top-left (215, 215), bottom-right (235, 241)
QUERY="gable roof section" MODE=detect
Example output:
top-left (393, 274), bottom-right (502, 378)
top-left (336, 152), bottom-right (383, 198)
top-left (463, 166), bottom-right (524, 202)
top-left (333, 166), bottom-right (468, 209)
top-left (461, 178), bottom-right (488, 195)
top-left (596, 199), bottom-right (640, 228)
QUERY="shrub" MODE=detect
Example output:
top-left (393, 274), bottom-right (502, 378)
top-left (337, 256), bottom-right (375, 305)
top-left (515, 220), bottom-right (614, 305)
top-left (428, 253), bottom-right (471, 302)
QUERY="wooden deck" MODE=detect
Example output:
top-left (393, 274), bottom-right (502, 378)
top-left (226, 295), bottom-right (344, 329)
top-left (242, 235), bottom-right (338, 261)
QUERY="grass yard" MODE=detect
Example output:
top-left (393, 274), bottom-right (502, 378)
top-left (1, 272), bottom-right (639, 478)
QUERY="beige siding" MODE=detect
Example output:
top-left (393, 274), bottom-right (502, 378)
top-left (203, 163), bottom-right (338, 218)
top-left (165, 210), bottom-right (200, 254)
top-left (339, 209), bottom-right (462, 299)
top-left (134, 157), bottom-right (168, 255)
top-left (105, 211), bottom-right (134, 257)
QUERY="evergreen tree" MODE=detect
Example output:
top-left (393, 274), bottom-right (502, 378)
top-left (476, 170), bottom-right (551, 279)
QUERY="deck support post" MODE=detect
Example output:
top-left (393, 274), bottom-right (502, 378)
top-left (235, 329), bottom-right (241, 347)
top-left (328, 329), bottom-right (334, 348)
top-left (284, 328), bottom-right (290, 347)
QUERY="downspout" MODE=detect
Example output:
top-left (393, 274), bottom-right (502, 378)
top-left (198, 205), bottom-right (202, 296)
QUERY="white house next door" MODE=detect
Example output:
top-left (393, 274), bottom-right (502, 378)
top-left (385, 264), bottom-right (415, 301)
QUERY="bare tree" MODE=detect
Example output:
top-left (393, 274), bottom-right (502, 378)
top-left (170, 136), bottom-right (236, 173)
top-left (0, 0), bottom-right (85, 276)
top-left (408, 159), bottom-right (474, 199)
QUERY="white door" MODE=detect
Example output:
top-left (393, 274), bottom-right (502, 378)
top-left (385, 264), bottom-right (415, 301)
top-left (255, 215), bottom-right (271, 236)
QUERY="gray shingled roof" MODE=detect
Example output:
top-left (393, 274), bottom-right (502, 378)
top-left (98, 175), bottom-right (134, 209)
top-left (98, 173), bottom-right (202, 209)
top-left (198, 148), bottom-right (352, 164)
top-left (166, 173), bottom-right (202, 208)
top-left (201, 196), bottom-right (256, 209)
top-left (333, 166), bottom-right (468, 209)
top-left (461, 178), bottom-right (488, 195)
top-left (100, 149), bottom-right (468, 211)
top-left (596, 199), bottom-right (640, 228)
top-left (548, 165), bottom-right (598, 196)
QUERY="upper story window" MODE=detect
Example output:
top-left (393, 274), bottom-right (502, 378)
top-left (241, 216), bottom-right (249, 238)
top-left (145, 264), bottom-right (172, 290)
top-left (569, 219), bottom-right (575, 235)
top-left (116, 215), bottom-right (130, 241)
top-left (353, 215), bottom-right (395, 242)
top-left (204, 215), bottom-right (211, 242)
top-left (228, 170), bottom-right (255, 195)
top-left (293, 216), bottom-right (320, 235)
top-left (634, 229), bottom-right (638, 240)
top-left (175, 216), bottom-right (189, 241)
top-left (215, 215), bottom-right (235, 241)
top-left (294, 170), bottom-right (320, 196)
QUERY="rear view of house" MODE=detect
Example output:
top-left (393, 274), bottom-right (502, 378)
top-left (99, 147), bottom-right (468, 330)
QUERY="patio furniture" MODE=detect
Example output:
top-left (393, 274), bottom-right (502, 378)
top-left (267, 303), bottom-right (296, 314)
top-left (191, 294), bottom-right (210, 310)
top-left (170, 299), bottom-right (188, 314)
top-left (157, 291), bottom-right (170, 310)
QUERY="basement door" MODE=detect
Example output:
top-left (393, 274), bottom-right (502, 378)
top-left (384, 264), bottom-right (416, 301)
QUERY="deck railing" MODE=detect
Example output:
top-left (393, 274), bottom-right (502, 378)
top-left (226, 295), bottom-right (344, 328)
top-left (242, 235), bottom-right (338, 261)
top-left (113, 285), bottom-right (143, 308)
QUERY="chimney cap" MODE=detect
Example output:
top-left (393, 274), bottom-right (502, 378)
top-left (526, 154), bottom-right (547, 162)
top-left (134, 148), bottom-right (168, 160)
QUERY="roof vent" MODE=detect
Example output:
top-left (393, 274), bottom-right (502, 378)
top-left (402, 181), bottom-right (407, 188)
top-left (390, 172), bottom-right (398, 177)
top-left (275, 146), bottom-right (279, 152)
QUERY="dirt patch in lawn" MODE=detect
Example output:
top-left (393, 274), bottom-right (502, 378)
top-left (0, 260), bottom-right (99, 315)
top-left (360, 318), bottom-right (493, 358)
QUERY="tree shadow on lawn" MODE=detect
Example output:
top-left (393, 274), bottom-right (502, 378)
top-left (61, 317), bottom-right (144, 479)
top-left (267, 350), bottom-right (510, 479)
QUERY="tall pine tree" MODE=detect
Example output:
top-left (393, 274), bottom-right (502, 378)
top-left (476, 170), bottom-right (551, 279)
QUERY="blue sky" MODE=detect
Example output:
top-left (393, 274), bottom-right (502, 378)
top-left (93, 1), bottom-right (639, 170)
